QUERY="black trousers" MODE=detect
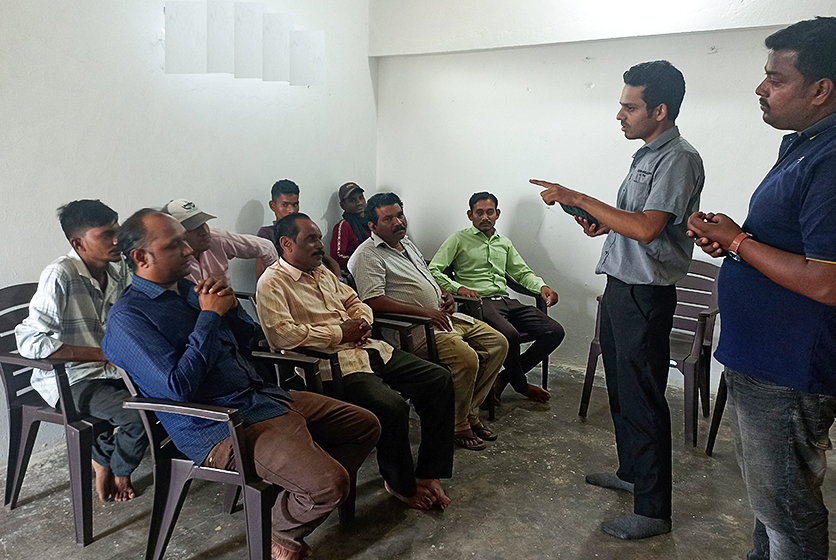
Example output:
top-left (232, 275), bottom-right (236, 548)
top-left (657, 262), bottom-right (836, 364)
top-left (341, 349), bottom-right (455, 498)
top-left (480, 297), bottom-right (565, 393)
top-left (599, 276), bottom-right (676, 519)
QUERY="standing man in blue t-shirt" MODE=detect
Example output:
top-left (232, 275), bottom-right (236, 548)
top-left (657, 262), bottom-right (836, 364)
top-left (533, 60), bottom-right (704, 540)
top-left (688, 17), bottom-right (836, 560)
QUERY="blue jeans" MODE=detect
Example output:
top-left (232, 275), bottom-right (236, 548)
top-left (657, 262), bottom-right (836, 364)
top-left (726, 368), bottom-right (836, 560)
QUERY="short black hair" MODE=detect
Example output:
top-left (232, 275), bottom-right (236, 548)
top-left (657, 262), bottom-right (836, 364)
top-left (271, 179), bottom-right (300, 200)
top-left (623, 60), bottom-right (686, 121)
top-left (364, 193), bottom-right (403, 226)
top-left (468, 192), bottom-right (498, 211)
top-left (274, 212), bottom-right (311, 254)
top-left (57, 200), bottom-right (118, 240)
top-left (118, 208), bottom-right (160, 271)
top-left (765, 17), bottom-right (836, 84)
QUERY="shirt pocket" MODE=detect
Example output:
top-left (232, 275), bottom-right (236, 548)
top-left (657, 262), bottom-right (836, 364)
top-left (622, 169), bottom-right (653, 212)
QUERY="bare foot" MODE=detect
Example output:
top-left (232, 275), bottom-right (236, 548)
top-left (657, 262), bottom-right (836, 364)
top-left (416, 478), bottom-right (451, 510)
top-left (91, 460), bottom-right (116, 502)
top-left (524, 384), bottom-right (550, 403)
top-left (113, 476), bottom-right (136, 501)
top-left (384, 481), bottom-right (434, 510)
top-left (270, 539), bottom-right (308, 560)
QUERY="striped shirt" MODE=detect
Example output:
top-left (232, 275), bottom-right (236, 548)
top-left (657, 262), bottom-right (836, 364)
top-left (15, 251), bottom-right (131, 406)
top-left (256, 258), bottom-right (393, 381)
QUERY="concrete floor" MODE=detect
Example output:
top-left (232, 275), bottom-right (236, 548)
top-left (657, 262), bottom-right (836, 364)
top-left (2, 366), bottom-right (835, 560)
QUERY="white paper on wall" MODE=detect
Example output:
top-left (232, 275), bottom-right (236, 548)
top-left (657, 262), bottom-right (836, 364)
top-left (165, 1), bottom-right (208, 74)
top-left (234, 2), bottom-right (265, 78)
top-left (290, 30), bottom-right (325, 86)
top-left (262, 13), bottom-right (295, 82)
top-left (207, 0), bottom-right (234, 73)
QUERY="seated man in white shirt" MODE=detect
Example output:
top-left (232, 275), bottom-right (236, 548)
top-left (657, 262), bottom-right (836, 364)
top-left (15, 200), bottom-right (147, 502)
top-left (163, 198), bottom-right (278, 283)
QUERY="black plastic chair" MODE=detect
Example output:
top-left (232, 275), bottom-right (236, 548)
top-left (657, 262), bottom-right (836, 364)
top-left (120, 345), bottom-right (353, 560)
top-left (578, 260), bottom-right (720, 447)
top-left (0, 282), bottom-right (113, 546)
top-left (705, 370), bottom-right (728, 456)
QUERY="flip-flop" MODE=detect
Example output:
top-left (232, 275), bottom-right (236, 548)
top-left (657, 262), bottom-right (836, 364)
top-left (454, 430), bottom-right (486, 450)
top-left (471, 422), bottom-right (498, 441)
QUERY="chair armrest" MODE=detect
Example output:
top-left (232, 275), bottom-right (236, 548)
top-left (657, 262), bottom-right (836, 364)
top-left (123, 397), bottom-right (240, 423)
top-left (0, 352), bottom-right (62, 371)
top-left (250, 349), bottom-right (324, 393)
top-left (452, 295), bottom-right (483, 320)
top-left (699, 306), bottom-right (719, 319)
top-left (505, 275), bottom-right (539, 299)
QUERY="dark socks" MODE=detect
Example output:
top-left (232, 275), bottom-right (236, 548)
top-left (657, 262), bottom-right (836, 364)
top-left (585, 472), bottom-right (635, 493)
top-left (601, 513), bottom-right (671, 540)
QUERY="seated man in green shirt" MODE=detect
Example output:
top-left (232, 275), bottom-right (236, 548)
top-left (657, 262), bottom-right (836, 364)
top-left (429, 192), bottom-right (565, 404)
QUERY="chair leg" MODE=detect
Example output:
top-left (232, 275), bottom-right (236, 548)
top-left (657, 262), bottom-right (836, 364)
top-left (682, 363), bottom-right (698, 447)
top-left (578, 343), bottom-right (600, 418)
top-left (541, 358), bottom-right (548, 391)
top-left (151, 461), bottom-right (195, 560)
top-left (339, 476), bottom-right (356, 525)
top-left (65, 420), bottom-right (95, 546)
top-left (699, 349), bottom-right (712, 417)
top-left (706, 372), bottom-right (728, 457)
top-left (222, 483), bottom-right (241, 514)
top-left (241, 482), bottom-right (275, 560)
top-left (5, 406), bottom-right (37, 509)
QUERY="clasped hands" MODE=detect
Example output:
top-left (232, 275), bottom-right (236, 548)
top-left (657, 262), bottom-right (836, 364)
top-left (195, 278), bottom-right (238, 315)
top-left (687, 212), bottom-right (744, 257)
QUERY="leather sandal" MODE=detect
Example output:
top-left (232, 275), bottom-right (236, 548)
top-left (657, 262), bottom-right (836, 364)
top-left (471, 422), bottom-right (497, 441)
top-left (454, 430), bottom-right (486, 450)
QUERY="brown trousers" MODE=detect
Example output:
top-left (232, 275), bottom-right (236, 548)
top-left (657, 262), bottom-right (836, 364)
top-left (204, 391), bottom-right (380, 552)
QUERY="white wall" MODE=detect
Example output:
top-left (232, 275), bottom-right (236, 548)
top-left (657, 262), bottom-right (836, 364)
top-left (374, 25), bottom-right (789, 383)
top-left (0, 0), bottom-right (377, 455)
top-left (370, 0), bottom-right (836, 56)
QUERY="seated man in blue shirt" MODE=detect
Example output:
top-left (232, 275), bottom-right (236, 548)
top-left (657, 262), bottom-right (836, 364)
top-left (102, 209), bottom-right (380, 560)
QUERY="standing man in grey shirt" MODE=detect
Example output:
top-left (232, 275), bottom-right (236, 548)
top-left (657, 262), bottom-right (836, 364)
top-left (533, 60), bottom-right (704, 540)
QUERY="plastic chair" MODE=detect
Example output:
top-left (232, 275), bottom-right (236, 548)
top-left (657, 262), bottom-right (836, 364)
top-left (120, 345), bottom-right (353, 560)
top-left (578, 260), bottom-right (720, 447)
top-left (0, 282), bottom-right (114, 546)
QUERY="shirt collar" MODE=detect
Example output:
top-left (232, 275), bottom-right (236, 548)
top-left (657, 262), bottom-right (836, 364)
top-left (278, 257), bottom-right (323, 281)
top-left (467, 225), bottom-right (500, 241)
top-left (65, 249), bottom-right (128, 284)
top-left (635, 125), bottom-right (680, 156)
top-left (130, 275), bottom-right (192, 300)
top-left (801, 112), bottom-right (836, 140)
top-left (370, 231), bottom-right (409, 250)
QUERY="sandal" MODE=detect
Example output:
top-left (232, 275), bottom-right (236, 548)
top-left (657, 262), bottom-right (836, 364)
top-left (454, 429), bottom-right (486, 450)
top-left (471, 422), bottom-right (498, 441)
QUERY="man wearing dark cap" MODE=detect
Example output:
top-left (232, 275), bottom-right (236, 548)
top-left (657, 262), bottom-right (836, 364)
top-left (330, 182), bottom-right (370, 270)
top-left (163, 198), bottom-right (277, 283)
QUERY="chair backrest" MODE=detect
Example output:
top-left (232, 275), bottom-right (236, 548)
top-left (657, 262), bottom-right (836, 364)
top-left (0, 283), bottom-right (43, 408)
top-left (672, 260), bottom-right (720, 347)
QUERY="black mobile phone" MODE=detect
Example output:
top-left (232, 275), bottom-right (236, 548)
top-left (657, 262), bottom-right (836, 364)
top-left (559, 203), bottom-right (599, 227)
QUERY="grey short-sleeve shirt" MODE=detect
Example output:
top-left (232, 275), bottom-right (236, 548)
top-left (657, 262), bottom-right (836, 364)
top-left (596, 126), bottom-right (704, 285)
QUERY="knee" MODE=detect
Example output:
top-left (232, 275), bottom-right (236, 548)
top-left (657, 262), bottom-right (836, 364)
top-left (545, 320), bottom-right (565, 345)
top-left (374, 396), bottom-right (411, 428)
top-left (318, 467), bottom-right (352, 509)
top-left (458, 349), bottom-right (479, 380)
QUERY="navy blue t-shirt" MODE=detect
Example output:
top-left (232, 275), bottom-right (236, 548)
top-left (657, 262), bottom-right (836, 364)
top-left (715, 114), bottom-right (836, 395)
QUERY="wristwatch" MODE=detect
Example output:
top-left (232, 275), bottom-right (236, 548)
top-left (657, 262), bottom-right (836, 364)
top-left (727, 232), bottom-right (751, 262)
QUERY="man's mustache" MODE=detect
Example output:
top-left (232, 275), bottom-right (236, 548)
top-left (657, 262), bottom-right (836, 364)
top-left (759, 98), bottom-right (770, 109)
top-left (394, 226), bottom-right (406, 232)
